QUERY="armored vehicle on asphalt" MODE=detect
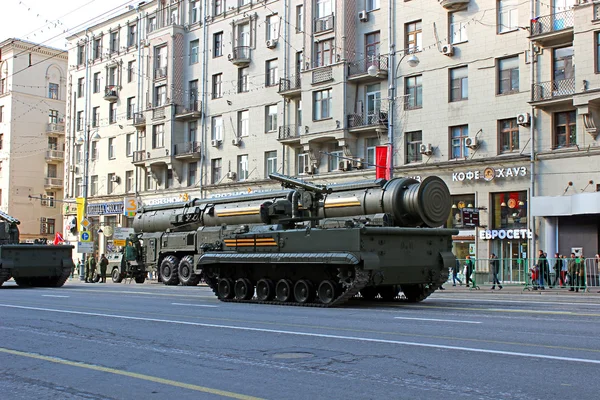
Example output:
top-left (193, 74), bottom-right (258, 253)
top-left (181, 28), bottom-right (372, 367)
top-left (131, 173), bottom-right (457, 306)
top-left (109, 236), bottom-right (148, 284)
top-left (0, 211), bottom-right (74, 287)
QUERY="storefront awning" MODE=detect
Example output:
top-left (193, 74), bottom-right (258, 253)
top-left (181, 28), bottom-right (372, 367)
top-left (530, 192), bottom-right (600, 217)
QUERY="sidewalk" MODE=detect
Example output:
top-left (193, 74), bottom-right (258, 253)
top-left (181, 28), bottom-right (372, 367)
top-left (440, 282), bottom-right (600, 295)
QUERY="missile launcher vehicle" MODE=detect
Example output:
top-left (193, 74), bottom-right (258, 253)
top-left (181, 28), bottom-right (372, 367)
top-left (131, 173), bottom-right (458, 306)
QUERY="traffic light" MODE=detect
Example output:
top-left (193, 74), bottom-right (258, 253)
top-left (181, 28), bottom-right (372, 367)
top-left (69, 217), bottom-right (77, 235)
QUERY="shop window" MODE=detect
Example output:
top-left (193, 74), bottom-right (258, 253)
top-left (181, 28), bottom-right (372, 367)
top-left (491, 191), bottom-right (527, 230)
top-left (447, 194), bottom-right (476, 229)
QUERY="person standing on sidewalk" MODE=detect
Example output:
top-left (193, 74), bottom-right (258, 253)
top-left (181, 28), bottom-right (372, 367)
top-left (490, 253), bottom-right (502, 290)
top-left (85, 254), bottom-right (97, 283)
top-left (536, 250), bottom-right (548, 290)
top-left (452, 259), bottom-right (463, 286)
top-left (551, 253), bottom-right (563, 288)
top-left (568, 253), bottom-right (577, 292)
top-left (465, 256), bottom-right (474, 288)
top-left (99, 254), bottom-right (109, 283)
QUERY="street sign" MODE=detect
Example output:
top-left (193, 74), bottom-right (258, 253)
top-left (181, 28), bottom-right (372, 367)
top-left (77, 242), bottom-right (94, 254)
top-left (80, 230), bottom-right (91, 242)
top-left (461, 208), bottom-right (480, 227)
top-left (114, 227), bottom-right (134, 240)
top-left (113, 239), bottom-right (126, 247)
top-left (81, 218), bottom-right (91, 229)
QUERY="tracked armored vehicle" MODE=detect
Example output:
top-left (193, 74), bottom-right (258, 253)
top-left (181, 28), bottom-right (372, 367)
top-left (132, 173), bottom-right (457, 307)
top-left (0, 211), bottom-right (74, 288)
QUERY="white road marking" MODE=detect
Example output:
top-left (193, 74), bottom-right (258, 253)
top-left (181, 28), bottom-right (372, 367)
top-left (171, 303), bottom-right (218, 308)
top-left (41, 295), bottom-right (70, 298)
top-left (1, 303), bottom-right (599, 365)
top-left (394, 316), bottom-right (480, 324)
top-left (433, 297), bottom-right (600, 307)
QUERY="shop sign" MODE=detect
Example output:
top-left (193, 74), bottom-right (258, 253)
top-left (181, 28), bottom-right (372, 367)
top-left (209, 189), bottom-right (277, 199)
top-left (144, 193), bottom-right (190, 206)
top-left (87, 202), bottom-right (124, 216)
top-left (124, 197), bottom-right (139, 217)
top-left (114, 227), bottom-right (134, 240)
top-left (479, 229), bottom-right (533, 240)
top-left (452, 166), bottom-right (528, 182)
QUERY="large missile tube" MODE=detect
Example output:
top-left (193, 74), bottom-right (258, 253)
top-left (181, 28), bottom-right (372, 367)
top-left (133, 176), bottom-right (452, 233)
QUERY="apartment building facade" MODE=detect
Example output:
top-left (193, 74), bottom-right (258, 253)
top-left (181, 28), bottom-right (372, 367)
top-left (64, 0), bottom-right (599, 270)
top-left (0, 39), bottom-right (67, 242)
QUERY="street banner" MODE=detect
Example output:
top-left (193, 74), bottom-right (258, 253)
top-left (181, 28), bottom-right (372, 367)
top-left (375, 146), bottom-right (387, 180)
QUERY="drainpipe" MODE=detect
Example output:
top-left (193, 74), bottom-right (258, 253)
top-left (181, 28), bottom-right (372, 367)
top-left (529, 0), bottom-right (536, 264)
top-left (387, 0), bottom-right (396, 179)
top-left (282, 0), bottom-right (288, 175)
top-left (199, 0), bottom-right (209, 196)
top-left (135, 5), bottom-right (143, 196)
top-left (341, 0), bottom-right (347, 131)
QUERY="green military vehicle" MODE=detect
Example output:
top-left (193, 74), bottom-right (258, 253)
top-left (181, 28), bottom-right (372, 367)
top-left (109, 236), bottom-right (147, 284)
top-left (0, 210), bottom-right (74, 287)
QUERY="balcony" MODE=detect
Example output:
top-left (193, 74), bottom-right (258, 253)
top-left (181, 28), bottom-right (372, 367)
top-left (132, 112), bottom-right (146, 129)
top-left (175, 101), bottom-right (202, 121)
top-left (348, 110), bottom-right (389, 132)
top-left (45, 149), bottom-right (65, 162)
top-left (312, 66), bottom-right (333, 85)
top-left (278, 76), bottom-right (301, 98)
top-left (228, 46), bottom-right (251, 66)
top-left (530, 10), bottom-right (574, 47)
top-left (44, 177), bottom-right (63, 189)
top-left (314, 14), bottom-right (334, 34)
top-left (46, 122), bottom-right (65, 135)
top-left (152, 106), bottom-right (166, 120)
top-left (439, 0), bottom-right (469, 11)
top-left (174, 141), bottom-right (201, 159)
top-left (278, 125), bottom-right (301, 144)
top-left (132, 150), bottom-right (148, 165)
top-left (347, 55), bottom-right (389, 82)
top-left (104, 85), bottom-right (118, 101)
top-left (154, 67), bottom-right (168, 80)
top-left (531, 78), bottom-right (575, 105)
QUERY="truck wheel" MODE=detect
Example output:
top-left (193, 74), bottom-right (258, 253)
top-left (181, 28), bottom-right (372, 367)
top-left (159, 255), bottom-right (180, 285)
top-left (134, 274), bottom-right (146, 284)
top-left (112, 268), bottom-right (123, 283)
top-left (177, 256), bottom-right (199, 286)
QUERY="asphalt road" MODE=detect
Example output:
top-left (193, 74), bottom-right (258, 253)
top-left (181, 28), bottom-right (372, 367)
top-left (1, 280), bottom-right (600, 400)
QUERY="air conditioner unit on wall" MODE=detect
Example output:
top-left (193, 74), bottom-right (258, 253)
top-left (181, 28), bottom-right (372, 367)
top-left (465, 137), bottom-right (480, 149)
top-left (226, 171), bottom-right (237, 180)
top-left (354, 158), bottom-right (365, 169)
top-left (338, 160), bottom-right (352, 171)
top-left (358, 10), bottom-right (368, 22)
top-left (419, 143), bottom-right (433, 156)
top-left (266, 39), bottom-right (278, 49)
top-left (304, 165), bottom-right (315, 175)
top-left (231, 137), bottom-right (241, 146)
top-left (110, 175), bottom-right (120, 183)
top-left (441, 43), bottom-right (454, 56)
top-left (211, 139), bottom-right (222, 148)
top-left (517, 112), bottom-right (531, 126)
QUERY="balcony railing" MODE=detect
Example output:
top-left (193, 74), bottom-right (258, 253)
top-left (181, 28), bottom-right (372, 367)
top-left (278, 125), bottom-right (301, 140)
top-left (348, 111), bottom-right (389, 129)
top-left (278, 76), bottom-right (301, 93)
top-left (175, 101), bottom-right (202, 117)
top-left (133, 112), bottom-right (146, 126)
top-left (229, 46), bottom-right (251, 65)
top-left (132, 150), bottom-right (148, 163)
top-left (312, 66), bottom-right (333, 84)
top-left (104, 85), bottom-right (118, 101)
top-left (348, 54), bottom-right (389, 77)
top-left (531, 78), bottom-right (575, 102)
top-left (44, 177), bottom-right (63, 187)
top-left (174, 141), bottom-right (201, 157)
top-left (314, 14), bottom-right (334, 33)
top-left (530, 10), bottom-right (574, 36)
top-left (152, 106), bottom-right (166, 120)
top-left (45, 150), bottom-right (65, 160)
top-left (46, 122), bottom-right (65, 134)
top-left (154, 67), bottom-right (168, 79)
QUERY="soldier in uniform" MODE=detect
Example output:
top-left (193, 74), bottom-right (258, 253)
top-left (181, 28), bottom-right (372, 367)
top-left (99, 254), bottom-right (109, 283)
top-left (568, 253), bottom-right (577, 292)
top-left (85, 254), bottom-right (97, 283)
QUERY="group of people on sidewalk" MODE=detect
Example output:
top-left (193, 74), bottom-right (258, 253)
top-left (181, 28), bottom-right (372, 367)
top-left (73, 253), bottom-right (109, 283)
top-left (531, 250), bottom-right (590, 292)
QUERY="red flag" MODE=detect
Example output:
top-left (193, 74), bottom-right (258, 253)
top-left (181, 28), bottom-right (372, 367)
top-left (53, 232), bottom-right (64, 245)
top-left (375, 146), bottom-right (388, 180)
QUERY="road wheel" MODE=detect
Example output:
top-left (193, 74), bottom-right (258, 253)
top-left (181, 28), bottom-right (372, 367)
top-left (275, 279), bottom-right (293, 302)
top-left (217, 278), bottom-right (235, 299)
top-left (360, 287), bottom-right (378, 301)
top-left (112, 268), bottom-right (123, 283)
top-left (134, 274), bottom-right (146, 284)
top-left (234, 278), bottom-right (254, 300)
top-left (294, 279), bottom-right (314, 304)
top-left (159, 255), bottom-right (180, 285)
top-left (256, 279), bottom-right (275, 301)
top-left (317, 280), bottom-right (338, 304)
top-left (177, 256), bottom-right (199, 286)
top-left (378, 286), bottom-right (398, 301)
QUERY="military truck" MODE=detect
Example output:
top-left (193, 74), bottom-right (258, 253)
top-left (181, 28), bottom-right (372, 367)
top-left (0, 210), bottom-right (74, 287)
top-left (130, 173), bottom-right (457, 307)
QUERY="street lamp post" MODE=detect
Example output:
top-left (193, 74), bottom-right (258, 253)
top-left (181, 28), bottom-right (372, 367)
top-left (368, 52), bottom-right (419, 179)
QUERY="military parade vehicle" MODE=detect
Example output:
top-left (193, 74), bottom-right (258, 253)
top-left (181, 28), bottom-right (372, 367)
top-left (130, 173), bottom-right (457, 306)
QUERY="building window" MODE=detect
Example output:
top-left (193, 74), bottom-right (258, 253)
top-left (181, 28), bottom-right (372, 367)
top-left (406, 131), bottom-right (423, 163)
top-left (155, 85), bottom-right (167, 106)
top-left (93, 38), bottom-right (102, 59)
top-left (190, 0), bottom-right (200, 23)
top-left (148, 16), bottom-right (157, 32)
top-left (211, 158), bottom-right (222, 184)
top-left (406, 21), bottom-right (422, 53)
top-left (0, 134), bottom-right (3, 150)
top-left (127, 97), bottom-right (135, 119)
top-left (498, 56), bottom-right (519, 94)
top-left (449, 13), bottom-right (468, 44)
top-left (154, 45), bottom-right (167, 78)
top-left (48, 83), bottom-right (59, 99)
top-left (48, 137), bottom-right (58, 151)
top-left (92, 107), bottom-right (100, 127)
top-left (328, 149), bottom-right (343, 171)
top-left (75, 144), bottom-right (82, 164)
top-left (298, 152), bottom-right (309, 175)
top-left (126, 133), bottom-right (133, 156)
top-left (125, 170), bottom-right (134, 193)
top-left (110, 31), bottom-right (119, 53)
top-left (266, 59), bottom-right (278, 86)
top-left (49, 109), bottom-right (59, 124)
top-left (450, 66), bottom-right (468, 102)
top-left (77, 111), bottom-right (83, 131)
top-left (240, 0), bottom-right (251, 6)
top-left (237, 155), bottom-right (249, 181)
top-left (46, 193), bottom-right (56, 208)
top-left (238, 110), bottom-right (249, 137)
top-left (213, 32), bottom-right (223, 57)
top-left (491, 192), bottom-right (528, 230)
top-left (188, 120), bottom-right (197, 142)
top-left (41, 218), bottom-right (56, 235)
top-left (109, 102), bottom-right (117, 124)
top-left (366, 137), bottom-right (378, 169)
top-left (146, 170), bottom-right (154, 191)
top-left (93, 72), bottom-right (101, 93)
top-left (450, 125), bottom-right (469, 159)
top-left (0, 106), bottom-right (3, 122)
top-left (214, 0), bottom-right (223, 15)
top-left (597, 32), bottom-right (600, 73)
top-left (498, 0), bottom-right (519, 33)
top-left (313, 89), bottom-right (332, 120)
top-left (77, 78), bottom-right (84, 98)
top-left (0, 79), bottom-right (5, 95)
top-left (266, 15), bottom-right (279, 41)
top-left (554, 46), bottom-right (574, 84)
top-left (108, 138), bottom-right (115, 159)
top-left (554, 110), bottom-right (577, 148)
top-left (128, 24), bottom-right (137, 47)
top-left (128, 61), bottom-right (136, 82)
top-left (77, 45), bottom-right (85, 65)
top-left (91, 141), bottom-right (98, 160)
top-left (152, 124), bottom-right (165, 148)
top-left (265, 105), bottom-right (278, 132)
top-left (316, 0), bottom-right (332, 18)
top-left (108, 66), bottom-right (118, 86)
top-left (212, 73), bottom-right (222, 99)
top-left (190, 39), bottom-right (199, 64)
top-left (365, 32), bottom-right (380, 63)
top-left (499, 118), bottom-right (519, 153)
top-left (238, 67), bottom-right (249, 93)
top-left (107, 173), bottom-right (116, 194)
top-left (75, 177), bottom-right (83, 197)
top-left (47, 164), bottom-right (58, 178)
top-left (265, 151), bottom-right (277, 176)
top-left (315, 39), bottom-right (333, 67)
top-left (405, 75), bottom-right (423, 109)
top-left (165, 169), bottom-right (173, 189)
top-left (185, 162), bottom-right (196, 187)
top-left (211, 116), bottom-right (223, 140)
top-left (296, 5), bottom-right (303, 32)
top-left (91, 176), bottom-right (99, 196)
top-left (367, 0), bottom-right (380, 11)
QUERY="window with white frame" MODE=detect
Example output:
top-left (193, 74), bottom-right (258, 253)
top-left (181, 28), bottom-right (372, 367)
top-left (91, 141), bottom-right (98, 160)
top-left (296, 5), bottom-right (303, 32)
top-left (265, 151), bottom-right (278, 176)
top-left (450, 66), bottom-right (468, 102)
top-left (77, 78), bottom-right (84, 98)
top-left (126, 133), bottom-right (133, 156)
top-left (108, 137), bottom-right (115, 159)
top-left (237, 155), bottom-right (249, 181)
top-left (211, 158), bottom-right (222, 184)
top-left (406, 21), bottom-right (422, 53)
top-left (155, 85), bottom-right (167, 106)
top-left (108, 66), bottom-right (117, 86)
top-left (298, 153), bottom-right (310, 175)
top-left (367, 0), bottom-right (380, 11)
top-left (190, 0), bottom-right (200, 24)
top-left (238, 110), bottom-right (249, 137)
top-left (188, 162), bottom-right (197, 186)
top-left (239, 0), bottom-right (251, 6)
top-left (125, 170), bottom-right (134, 193)
top-left (211, 116), bottom-right (223, 140)
top-left (266, 59), bottom-right (278, 86)
top-left (449, 13), bottom-right (468, 44)
top-left (265, 105), bottom-right (278, 132)
top-left (152, 124), bottom-right (165, 148)
top-left (93, 72), bottom-right (101, 93)
top-left (93, 39), bottom-right (101, 60)
top-left (127, 61), bottom-right (135, 82)
top-left (75, 144), bottom-right (82, 164)
top-left (365, 137), bottom-right (378, 169)
top-left (109, 102), bottom-right (117, 124)
top-left (316, 0), bottom-right (332, 18)
top-left (498, 0), bottom-right (519, 33)
top-left (77, 45), bottom-right (85, 65)
top-left (92, 107), bottom-right (99, 127)
top-left (75, 177), bottom-right (83, 197)
top-left (110, 31), bottom-right (119, 53)
top-left (49, 109), bottom-right (59, 124)
top-left (90, 175), bottom-right (98, 196)
top-left (214, 0), bottom-right (223, 15)
top-left (107, 173), bottom-right (116, 194)
top-left (450, 125), bottom-right (469, 159)
top-left (128, 24), bottom-right (137, 47)
top-left (212, 73), bottom-right (222, 98)
top-left (127, 97), bottom-right (135, 119)
top-left (313, 89), bottom-right (332, 120)
top-left (238, 67), bottom-right (249, 92)
top-left (267, 15), bottom-right (279, 41)
top-left (146, 170), bottom-right (154, 191)
top-left (190, 39), bottom-right (199, 64)
top-left (77, 111), bottom-right (83, 131)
